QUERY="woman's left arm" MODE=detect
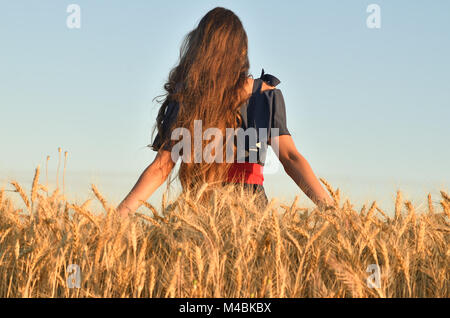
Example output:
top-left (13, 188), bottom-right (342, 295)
top-left (117, 149), bottom-right (177, 217)
top-left (271, 135), bottom-right (334, 208)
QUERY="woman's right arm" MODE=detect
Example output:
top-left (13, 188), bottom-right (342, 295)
top-left (117, 150), bottom-right (177, 217)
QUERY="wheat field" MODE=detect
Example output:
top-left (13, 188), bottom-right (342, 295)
top-left (0, 164), bottom-right (449, 298)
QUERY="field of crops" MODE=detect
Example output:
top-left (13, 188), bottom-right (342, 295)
top-left (0, 165), bottom-right (448, 297)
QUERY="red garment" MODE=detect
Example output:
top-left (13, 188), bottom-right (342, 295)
top-left (226, 162), bottom-right (264, 185)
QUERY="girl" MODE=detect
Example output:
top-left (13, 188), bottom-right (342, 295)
top-left (117, 7), bottom-right (333, 217)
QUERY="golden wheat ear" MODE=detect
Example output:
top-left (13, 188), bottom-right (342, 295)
top-left (30, 165), bottom-right (40, 208)
top-left (45, 155), bottom-right (50, 194)
top-left (319, 177), bottom-right (340, 207)
top-left (91, 184), bottom-right (109, 211)
top-left (10, 181), bottom-right (31, 212)
top-left (63, 151), bottom-right (68, 196)
top-left (440, 190), bottom-right (450, 202)
top-left (56, 147), bottom-right (62, 189)
top-left (395, 190), bottom-right (403, 220)
top-left (427, 193), bottom-right (434, 214)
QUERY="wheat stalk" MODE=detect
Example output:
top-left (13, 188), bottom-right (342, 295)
top-left (56, 147), bottom-right (62, 189)
top-left (319, 178), bottom-right (339, 206)
top-left (0, 164), bottom-right (449, 298)
top-left (395, 190), bottom-right (402, 220)
top-left (427, 193), bottom-right (435, 214)
top-left (63, 151), bottom-right (68, 196)
top-left (69, 204), bottom-right (100, 229)
top-left (91, 184), bottom-right (108, 211)
top-left (10, 181), bottom-right (31, 211)
top-left (31, 165), bottom-right (40, 207)
top-left (440, 191), bottom-right (450, 202)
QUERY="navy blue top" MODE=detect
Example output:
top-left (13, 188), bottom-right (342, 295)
top-left (150, 69), bottom-right (290, 166)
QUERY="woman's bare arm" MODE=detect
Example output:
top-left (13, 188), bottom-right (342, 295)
top-left (271, 135), bottom-right (334, 208)
top-left (117, 150), bottom-right (177, 217)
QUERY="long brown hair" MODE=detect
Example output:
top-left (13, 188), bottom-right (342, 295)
top-left (152, 7), bottom-right (252, 198)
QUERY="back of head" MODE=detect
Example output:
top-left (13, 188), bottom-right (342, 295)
top-left (155, 7), bottom-right (251, 193)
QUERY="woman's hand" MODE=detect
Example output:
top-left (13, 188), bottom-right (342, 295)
top-left (117, 203), bottom-right (134, 218)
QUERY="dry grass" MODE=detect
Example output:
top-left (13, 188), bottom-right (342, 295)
top-left (0, 166), bottom-right (448, 298)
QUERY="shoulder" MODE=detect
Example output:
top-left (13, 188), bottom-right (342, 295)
top-left (245, 68), bottom-right (282, 96)
top-left (260, 83), bottom-right (283, 102)
top-left (245, 78), bottom-right (277, 92)
top-left (261, 81), bottom-right (278, 93)
top-left (257, 68), bottom-right (283, 96)
top-left (249, 69), bottom-right (286, 113)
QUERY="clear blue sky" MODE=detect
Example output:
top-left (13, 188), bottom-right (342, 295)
top-left (1, 0), bottom-right (449, 212)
